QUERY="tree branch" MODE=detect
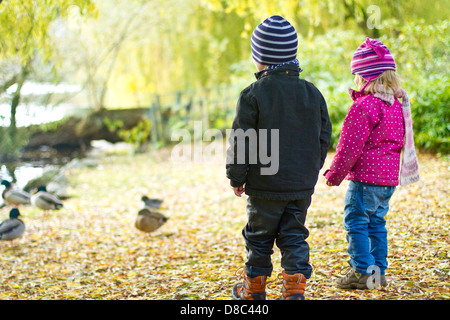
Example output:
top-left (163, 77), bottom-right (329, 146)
top-left (0, 74), bottom-right (19, 95)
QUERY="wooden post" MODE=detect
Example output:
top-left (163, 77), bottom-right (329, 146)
top-left (149, 95), bottom-right (159, 145)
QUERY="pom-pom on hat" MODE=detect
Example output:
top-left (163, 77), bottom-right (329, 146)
top-left (251, 15), bottom-right (298, 66)
top-left (351, 38), bottom-right (396, 91)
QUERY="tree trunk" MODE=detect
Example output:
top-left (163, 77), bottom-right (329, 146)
top-left (9, 63), bottom-right (30, 144)
top-left (0, 74), bottom-right (19, 95)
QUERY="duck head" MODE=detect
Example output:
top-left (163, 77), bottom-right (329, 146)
top-left (1, 180), bottom-right (11, 188)
top-left (9, 208), bottom-right (20, 219)
top-left (37, 186), bottom-right (47, 192)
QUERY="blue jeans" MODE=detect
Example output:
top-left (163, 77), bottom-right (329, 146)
top-left (243, 196), bottom-right (312, 279)
top-left (344, 181), bottom-right (396, 275)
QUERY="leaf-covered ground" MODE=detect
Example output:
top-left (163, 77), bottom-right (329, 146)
top-left (1, 146), bottom-right (449, 300)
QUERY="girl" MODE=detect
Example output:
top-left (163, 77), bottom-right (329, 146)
top-left (324, 38), bottom-right (419, 289)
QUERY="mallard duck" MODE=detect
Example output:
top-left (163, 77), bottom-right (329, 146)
top-left (135, 208), bottom-right (168, 233)
top-left (0, 208), bottom-right (25, 241)
top-left (1, 180), bottom-right (31, 206)
top-left (141, 195), bottom-right (163, 209)
top-left (31, 186), bottom-right (63, 211)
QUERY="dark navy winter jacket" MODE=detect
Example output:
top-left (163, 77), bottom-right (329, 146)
top-left (226, 64), bottom-right (332, 200)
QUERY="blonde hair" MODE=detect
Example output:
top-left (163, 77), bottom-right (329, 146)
top-left (354, 70), bottom-right (401, 94)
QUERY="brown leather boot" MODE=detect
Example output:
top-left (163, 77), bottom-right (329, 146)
top-left (232, 273), bottom-right (267, 300)
top-left (280, 270), bottom-right (306, 300)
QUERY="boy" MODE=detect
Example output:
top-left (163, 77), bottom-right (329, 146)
top-left (226, 15), bottom-right (332, 300)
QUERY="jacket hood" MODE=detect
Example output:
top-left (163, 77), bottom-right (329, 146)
top-left (255, 64), bottom-right (301, 80)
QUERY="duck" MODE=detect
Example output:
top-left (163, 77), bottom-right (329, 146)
top-left (31, 185), bottom-right (63, 211)
top-left (0, 208), bottom-right (25, 241)
top-left (135, 208), bottom-right (169, 233)
top-left (141, 195), bottom-right (163, 209)
top-left (1, 180), bottom-right (31, 206)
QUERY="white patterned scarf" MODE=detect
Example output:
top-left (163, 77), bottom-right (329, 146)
top-left (374, 87), bottom-right (420, 186)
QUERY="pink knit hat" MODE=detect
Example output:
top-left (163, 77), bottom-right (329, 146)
top-left (351, 38), bottom-right (396, 91)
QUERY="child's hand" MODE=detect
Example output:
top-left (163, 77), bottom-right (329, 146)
top-left (232, 186), bottom-right (245, 197)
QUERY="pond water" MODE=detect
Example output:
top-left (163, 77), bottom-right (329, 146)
top-left (0, 102), bottom-right (91, 127)
top-left (0, 148), bottom-right (85, 208)
top-left (1, 81), bottom-right (88, 127)
top-left (1, 164), bottom-right (44, 189)
top-left (0, 103), bottom-right (65, 127)
top-left (1, 146), bottom-right (84, 182)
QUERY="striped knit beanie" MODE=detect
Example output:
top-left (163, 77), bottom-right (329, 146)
top-left (351, 38), bottom-right (396, 91)
top-left (251, 15), bottom-right (298, 66)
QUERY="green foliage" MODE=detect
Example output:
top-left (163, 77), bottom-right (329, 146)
top-left (383, 19), bottom-right (449, 153)
top-left (117, 118), bottom-right (152, 149)
top-left (38, 118), bottom-right (70, 133)
top-left (0, 0), bottom-right (95, 81)
top-left (408, 76), bottom-right (450, 153)
top-left (296, 20), bottom-right (449, 152)
top-left (104, 117), bottom-right (152, 150)
top-left (1, 0), bottom-right (448, 154)
top-left (0, 0), bottom-right (95, 159)
top-left (0, 127), bottom-right (30, 161)
top-left (103, 117), bottom-right (124, 133)
top-left (299, 30), bottom-right (362, 148)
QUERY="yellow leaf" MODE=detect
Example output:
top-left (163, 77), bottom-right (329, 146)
top-left (127, 271), bottom-right (137, 277)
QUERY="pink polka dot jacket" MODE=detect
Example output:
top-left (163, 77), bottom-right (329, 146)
top-left (324, 89), bottom-right (405, 186)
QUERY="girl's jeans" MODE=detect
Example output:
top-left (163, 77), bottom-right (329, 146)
top-left (242, 196), bottom-right (312, 279)
top-left (344, 181), bottom-right (396, 275)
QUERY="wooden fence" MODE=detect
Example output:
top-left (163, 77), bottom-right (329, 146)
top-left (146, 85), bottom-right (242, 144)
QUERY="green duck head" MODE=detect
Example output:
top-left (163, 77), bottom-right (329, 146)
top-left (37, 186), bottom-right (47, 192)
top-left (1, 180), bottom-right (11, 188)
top-left (9, 208), bottom-right (20, 219)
